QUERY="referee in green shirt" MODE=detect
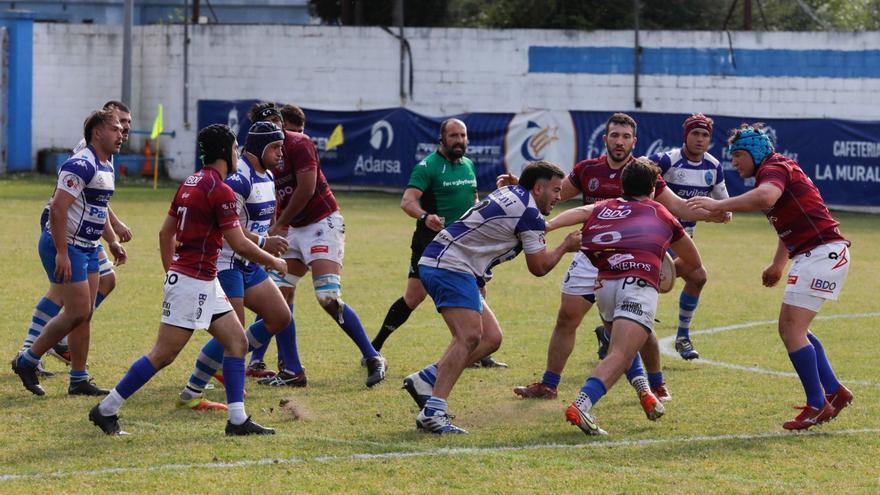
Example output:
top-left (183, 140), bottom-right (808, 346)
top-left (372, 119), bottom-right (507, 368)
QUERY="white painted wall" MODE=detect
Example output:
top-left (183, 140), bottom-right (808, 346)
top-left (31, 24), bottom-right (880, 180)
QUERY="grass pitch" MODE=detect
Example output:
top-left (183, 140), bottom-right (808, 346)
top-left (1, 177), bottom-right (879, 494)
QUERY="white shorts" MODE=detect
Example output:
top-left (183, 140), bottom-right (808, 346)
top-left (161, 271), bottom-right (233, 330)
top-left (282, 211), bottom-right (345, 266)
top-left (561, 251), bottom-right (599, 297)
top-left (595, 277), bottom-right (659, 332)
top-left (783, 242), bottom-right (850, 312)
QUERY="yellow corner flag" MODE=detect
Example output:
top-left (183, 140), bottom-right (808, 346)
top-left (150, 104), bottom-right (164, 139)
top-left (326, 124), bottom-right (344, 151)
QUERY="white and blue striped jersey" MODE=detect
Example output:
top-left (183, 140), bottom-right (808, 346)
top-left (217, 156), bottom-right (277, 270)
top-left (46, 145), bottom-right (116, 247)
top-left (649, 148), bottom-right (728, 231)
top-left (418, 185), bottom-right (547, 281)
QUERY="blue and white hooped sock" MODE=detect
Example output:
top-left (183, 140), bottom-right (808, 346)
top-left (22, 298), bottom-right (61, 351)
top-left (677, 292), bottom-right (700, 339)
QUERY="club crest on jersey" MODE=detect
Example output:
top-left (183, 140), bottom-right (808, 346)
top-left (62, 173), bottom-right (83, 189)
top-left (588, 178), bottom-right (600, 192)
top-left (704, 171), bottom-right (714, 185)
top-left (597, 207), bottom-right (632, 220)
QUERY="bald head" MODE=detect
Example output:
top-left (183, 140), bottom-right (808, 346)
top-left (439, 119), bottom-right (468, 162)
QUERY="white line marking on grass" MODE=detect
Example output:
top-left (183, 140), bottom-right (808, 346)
top-left (2, 428), bottom-right (878, 482)
top-left (658, 312), bottom-right (880, 387)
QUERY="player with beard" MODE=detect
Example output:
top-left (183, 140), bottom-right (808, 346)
top-left (372, 119), bottom-right (508, 368)
top-left (403, 161), bottom-right (582, 433)
top-left (649, 113), bottom-right (730, 360)
top-left (550, 158), bottom-right (703, 436)
top-left (689, 123), bottom-right (852, 430)
top-left (507, 113), bottom-right (722, 418)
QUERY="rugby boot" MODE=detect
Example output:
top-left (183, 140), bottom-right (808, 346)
top-left (403, 370), bottom-right (434, 409)
top-left (177, 396), bottom-right (228, 411)
top-left (257, 370), bottom-right (307, 387)
top-left (479, 356), bottom-right (509, 368)
top-left (225, 417), bottom-right (275, 436)
top-left (513, 382), bottom-right (558, 400)
top-left (782, 400), bottom-right (835, 431)
top-left (365, 356), bottom-right (387, 387)
top-left (36, 361), bottom-right (55, 378)
top-left (11, 355), bottom-right (45, 396)
top-left (565, 403), bottom-right (607, 436)
top-left (89, 404), bottom-right (126, 435)
top-left (48, 343), bottom-right (72, 366)
top-left (651, 382), bottom-right (672, 402)
top-left (245, 361), bottom-right (276, 379)
top-left (825, 385), bottom-right (853, 420)
top-left (416, 408), bottom-right (467, 434)
top-left (675, 337), bottom-right (700, 360)
top-left (638, 390), bottom-right (665, 421)
top-left (69, 379), bottom-right (110, 396)
top-left (595, 326), bottom-right (610, 359)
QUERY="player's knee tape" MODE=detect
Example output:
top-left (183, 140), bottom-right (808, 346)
top-left (314, 274), bottom-right (345, 323)
top-left (269, 270), bottom-right (302, 289)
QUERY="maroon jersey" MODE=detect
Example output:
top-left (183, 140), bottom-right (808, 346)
top-left (582, 198), bottom-right (686, 290)
top-left (274, 131), bottom-right (339, 227)
top-left (568, 155), bottom-right (668, 204)
top-left (168, 167), bottom-right (240, 280)
top-left (757, 153), bottom-right (848, 257)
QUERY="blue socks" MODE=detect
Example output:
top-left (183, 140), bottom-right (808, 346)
top-left (275, 306), bottom-right (303, 374)
top-left (245, 319), bottom-right (273, 352)
top-left (580, 377), bottom-right (607, 405)
top-left (338, 305), bottom-right (379, 359)
top-left (648, 371), bottom-right (664, 388)
top-left (222, 356), bottom-right (246, 405)
top-left (23, 297), bottom-right (61, 351)
top-left (18, 349), bottom-right (41, 369)
top-left (541, 370), bottom-right (561, 389)
top-left (70, 369), bottom-right (89, 383)
top-left (424, 396), bottom-right (448, 414)
top-left (186, 338), bottom-right (225, 393)
top-left (94, 291), bottom-right (107, 309)
top-left (677, 292), bottom-right (700, 339)
top-left (808, 333), bottom-right (840, 395)
top-left (419, 364), bottom-right (438, 386)
top-left (116, 356), bottom-right (157, 399)
top-left (788, 344), bottom-right (825, 409)
top-left (625, 353), bottom-right (647, 383)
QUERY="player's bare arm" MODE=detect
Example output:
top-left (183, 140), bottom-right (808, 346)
top-left (497, 173), bottom-right (580, 203)
top-left (656, 188), bottom-right (724, 222)
top-left (669, 234), bottom-right (702, 278)
top-left (158, 214), bottom-right (177, 272)
top-left (546, 204), bottom-right (595, 232)
top-left (223, 226), bottom-right (288, 276)
top-left (524, 231), bottom-right (582, 276)
top-left (101, 220), bottom-right (127, 266)
top-left (107, 205), bottom-right (133, 242)
top-left (269, 168), bottom-right (317, 235)
top-left (400, 187), bottom-right (443, 231)
top-left (762, 238), bottom-right (790, 287)
top-left (688, 183), bottom-right (782, 213)
top-left (49, 190), bottom-right (77, 283)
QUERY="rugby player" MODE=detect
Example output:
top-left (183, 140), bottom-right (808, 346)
top-left (550, 158), bottom-right (703, 435)
top-left (403, 161), bottom-right (582, 433)
top-left (12, 109), bottom-right (126, 396)
top-left (688, 123), bottom-right (853, 430)
top-left (88, 124), bottom-right (285, 435)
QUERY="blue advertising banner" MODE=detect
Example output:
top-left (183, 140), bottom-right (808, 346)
top-left (198, 100), bottom-right (880, 211)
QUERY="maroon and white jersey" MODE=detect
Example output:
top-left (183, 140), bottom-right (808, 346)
top-left (568, 155), bottom-right (668, 205)
top-left (274, 131), bottom-right (339, 228)
top-left (168, 167), bottom-right (240, 281)
top-left (757, 153), bottom-right (848, 257)
top-left (582, 198), bottom-right (686, 290)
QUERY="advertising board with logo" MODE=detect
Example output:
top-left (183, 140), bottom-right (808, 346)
top-left (199, 101), bottom-right (879, 211)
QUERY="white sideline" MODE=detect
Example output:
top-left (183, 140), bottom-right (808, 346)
top-left (658, 312), bottom-right (880, 387)
top-left (2, 428), bottom-right (878, 482)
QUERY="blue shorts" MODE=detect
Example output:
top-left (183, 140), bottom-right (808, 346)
top-left (217, 264), bottom-right (270, 299)
top-left (38, 231), bottom-right (99, 283)
top-left (419, 265), bottom-right (483, 313)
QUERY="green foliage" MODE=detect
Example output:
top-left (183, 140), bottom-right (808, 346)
top-left (1, 179), bottom-right (879, 493)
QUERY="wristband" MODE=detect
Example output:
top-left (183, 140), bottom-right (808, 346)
top-left (258, 236), bottom-right (266, 248)
top-left (419, 212), bottom-right (428, 222)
